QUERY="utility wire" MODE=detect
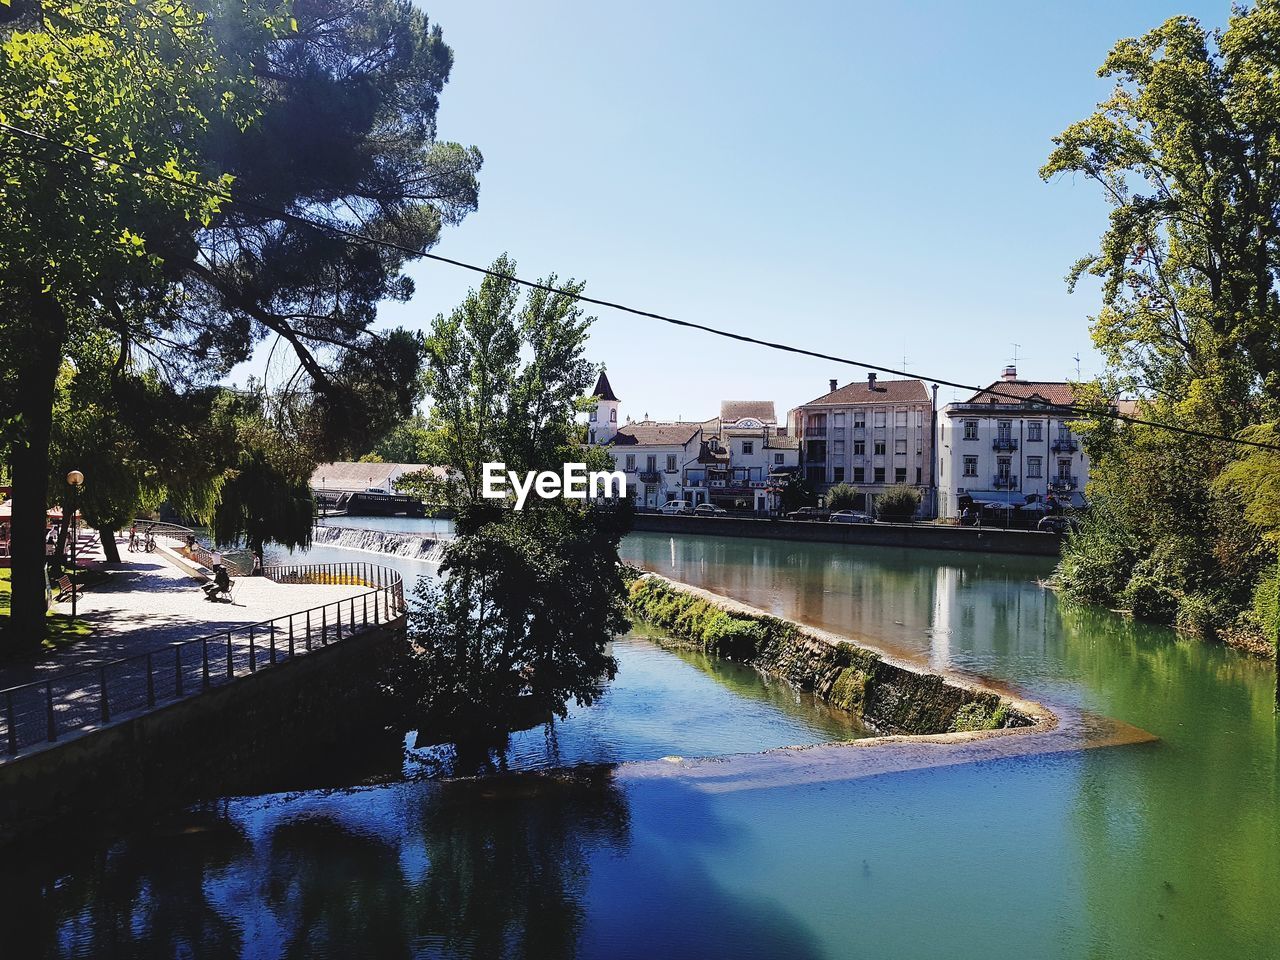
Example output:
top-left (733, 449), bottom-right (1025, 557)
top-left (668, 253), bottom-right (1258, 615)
top-left (3, 119), bottom-right (1279, 453)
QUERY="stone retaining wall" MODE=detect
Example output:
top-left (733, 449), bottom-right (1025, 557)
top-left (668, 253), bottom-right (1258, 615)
top-left (0, 616), bottom-right (406, 846)
top-left (629, 574), bottom-right (1040, 735)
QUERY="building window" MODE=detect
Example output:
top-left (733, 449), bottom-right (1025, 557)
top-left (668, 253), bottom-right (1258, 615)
top-left (916, 467), bottom-right (922, 484)
top-left (625, 454), bottom-right (636, 471)
top-left (589, 429), bottom-right (596, 444)
top-left (894, 438), bottom-right (907, 455)
top-left (895, 467), bottom-right (907, 483)
top-left (833, 413), bottom-right (845, 426)
top-left (854, 440), bottom-right (866, 456)
top-left (646, 455), bottom-right (657, 472)
top-left (997, 457), bottom-right (1012, 479)
top-left (1027, 456), bottom-right (1042, 478)
top-left (963, 420), bottom-right (978, 440)
top-left (666, 454), bottom-right (677, 472)
top-left (1057, 423), bottom-right (1071, 441)
top-left (833, 440), bottom-right (844, 455)
top-left (895, 410), bottom-right (908, 427)
top-left (875, 411), bottom-right (887, 428)
top-left (874, 466), bottom-right (886, 483)
top-left (833, 466), bottom-right (845, 482)
top-left (1058, 459), bottom-right (1072, 479)
top-left (997, 419), bottom-right (1012, 439)
top-left (1027, 421), bottom-right (1042, 441)
top-left (742, 441), bottom-right (754, 455)
top-left (853, 412), bottom-right (866, 429)
top-left (874, 440), bottom-right (886, 456)
top-left (774, 452), bottom-right (785, 465)
top-left (854, 466), bottom-right (866, 483)
top-left (963, 456), bottom-right (977, 477)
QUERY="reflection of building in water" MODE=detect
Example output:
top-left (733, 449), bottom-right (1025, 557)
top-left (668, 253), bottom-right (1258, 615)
top-left (928, 562), bottom-right (1055, 673)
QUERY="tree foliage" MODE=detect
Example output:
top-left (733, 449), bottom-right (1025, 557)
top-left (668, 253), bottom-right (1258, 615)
top-left (824, 483), bottom-right (860, 512)
top-left (1044, 5), bottom-right (1280, 645)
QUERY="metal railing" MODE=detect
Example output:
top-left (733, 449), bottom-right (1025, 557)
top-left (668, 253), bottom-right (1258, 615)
top-left (1050, 438), bottom-right (1079, 453)
top-left (1049, 475), bottom-right (1078, 491)
top-left (992, 475), bottom-right (1019, 489)
top-left (0, 562), bottom-right (405, 759)
top-left (992, 437), bottom-right (1019, 451)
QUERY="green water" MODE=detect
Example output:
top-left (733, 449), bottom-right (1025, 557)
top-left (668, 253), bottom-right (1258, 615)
top-left (4, 532), bottom-right (1278, 958)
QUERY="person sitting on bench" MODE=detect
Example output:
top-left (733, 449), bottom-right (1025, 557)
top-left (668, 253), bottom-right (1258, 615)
top-left (202, 563), bottom-right (232, 601)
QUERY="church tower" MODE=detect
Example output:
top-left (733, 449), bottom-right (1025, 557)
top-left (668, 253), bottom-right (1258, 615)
top-left (589, 370), bottom-right (620, 444)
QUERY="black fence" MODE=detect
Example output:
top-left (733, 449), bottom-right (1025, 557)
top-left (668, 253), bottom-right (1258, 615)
top-left (0, 562), bottom-right (405, 758)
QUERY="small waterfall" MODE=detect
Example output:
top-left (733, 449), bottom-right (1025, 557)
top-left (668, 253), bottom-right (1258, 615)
top-left (311, 524), bottom-right (449, 564)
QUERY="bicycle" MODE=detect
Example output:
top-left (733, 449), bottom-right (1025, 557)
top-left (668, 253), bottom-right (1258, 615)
top-left (144, 528), bottom-right (157, 552)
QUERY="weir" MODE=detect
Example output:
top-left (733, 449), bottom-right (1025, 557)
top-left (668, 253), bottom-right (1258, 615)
top-left (311, 523), bottom-right (451, 563)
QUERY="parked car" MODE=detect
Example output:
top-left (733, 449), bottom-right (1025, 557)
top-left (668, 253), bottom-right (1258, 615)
top-left (830, 510), bottom-right (875, 524)
top-left (659, 500), bottom-right (693, 515)
top-left (785, 506), bottom-right (828, 521)
top-left (693, 503), bottom-right (727, 516)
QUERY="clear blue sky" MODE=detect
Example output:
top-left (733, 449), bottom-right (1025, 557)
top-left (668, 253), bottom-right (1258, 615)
top-left (368, 0), bottom-right (1229, 418)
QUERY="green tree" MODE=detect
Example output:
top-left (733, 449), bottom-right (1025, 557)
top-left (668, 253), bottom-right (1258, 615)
top-left (389, 262), bottom-right (632, 750)
top-left (0, 0), bottom-right (270, 642)
top-left (1, 0), bottom-right (479, 645)
top-left (778, 472), bottom-right (816, 514)
top-left (824, 483), bottom-right (860, 512)
top-left (1042, 5), bottom-right (1280, 642)
top-left (875, 485), bottom-right (921, 523)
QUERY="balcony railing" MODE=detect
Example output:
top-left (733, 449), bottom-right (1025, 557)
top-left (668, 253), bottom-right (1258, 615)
top-left (805, 427), bottom-right (828, 438)
top-left (1051, 438), bottom-right (1079, 453)
top-left (992, 475), bottom-right (1018, 489)
top-left (1049, 475), bottom-right (1078, 490)
top-left (992, 437), bottom-right (1019, 451)
top-left (638, 471), bottom-right (662, 484)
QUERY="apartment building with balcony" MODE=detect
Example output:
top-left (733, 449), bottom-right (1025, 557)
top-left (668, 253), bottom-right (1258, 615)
top-left (789, 374), bottom-right (937, 516)
top-left (935, 366), bottom-right (1092, 519)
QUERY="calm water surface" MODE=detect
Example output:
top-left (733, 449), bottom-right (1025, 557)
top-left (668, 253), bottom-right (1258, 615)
top-left (4, 526), bottom-right (1278, 959)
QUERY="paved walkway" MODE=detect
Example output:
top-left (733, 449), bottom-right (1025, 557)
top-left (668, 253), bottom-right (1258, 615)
top-left (0, 537), bottom-right (370, 691)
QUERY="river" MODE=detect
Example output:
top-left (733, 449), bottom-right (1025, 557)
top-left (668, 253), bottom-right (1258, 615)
top-left (4, 522), bottom-right (1277, 959)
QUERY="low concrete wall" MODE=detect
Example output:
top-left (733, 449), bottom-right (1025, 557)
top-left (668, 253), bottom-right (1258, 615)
top-left (0, 616), bottom-right (406, 846)
top-left (631, 513), bottom-right (1063, 556)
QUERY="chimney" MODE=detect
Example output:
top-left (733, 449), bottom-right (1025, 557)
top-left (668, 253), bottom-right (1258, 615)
top-left (867, 372), bottom-right (877, 391)
top-left (1002, 365), bottom-right (1018, 382)
top-left (829, 378), bottom-right (838, 394)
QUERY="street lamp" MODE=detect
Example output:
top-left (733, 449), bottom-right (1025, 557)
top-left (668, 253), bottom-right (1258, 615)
top-left (65, 470), bottom-right (84, 619)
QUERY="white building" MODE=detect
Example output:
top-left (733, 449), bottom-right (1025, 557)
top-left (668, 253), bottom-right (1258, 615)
top-left (935, 366), bottom-right (1092, 520)
top-left (789, 374), bottom-right (937, 516)
top-left (586, 374), bottom-right (799, 513)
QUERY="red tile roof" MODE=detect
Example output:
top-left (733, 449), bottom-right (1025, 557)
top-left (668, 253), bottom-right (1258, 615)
top-left (720, 400), bottom-right (776, 423)
top-left (611, 422), bottom-right (701, 447)
top-left (803, 378), bottom-right (930, 406)
top-left (966, 381), bottom-right (1077, 406)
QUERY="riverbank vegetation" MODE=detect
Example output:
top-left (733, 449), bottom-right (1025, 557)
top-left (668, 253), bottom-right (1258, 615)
top-left (1043, 4), bottom-right (1280, 656)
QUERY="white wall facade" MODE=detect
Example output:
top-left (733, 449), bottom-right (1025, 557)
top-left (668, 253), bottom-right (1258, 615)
top-left (936, 404), bottom-right (1091, 519)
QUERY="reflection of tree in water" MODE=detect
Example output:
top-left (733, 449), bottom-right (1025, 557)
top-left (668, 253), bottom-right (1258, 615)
top-left (0, 807), bottom-right (249, 959)
top-left (266, 815), bottom-right (415, 960)
top-left (259, 767), bottom-right (630, 960)
top-left (410, 767), bottom-right (630, 960)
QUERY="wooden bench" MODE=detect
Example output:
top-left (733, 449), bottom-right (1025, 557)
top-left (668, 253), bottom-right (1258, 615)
top-left (55, 575), bottom-right (75, 603)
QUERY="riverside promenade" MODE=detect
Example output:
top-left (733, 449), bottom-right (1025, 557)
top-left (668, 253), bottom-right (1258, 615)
top-left (0, 536), bottom-right (369, 692)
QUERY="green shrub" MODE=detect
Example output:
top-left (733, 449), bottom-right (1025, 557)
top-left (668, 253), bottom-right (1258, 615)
top-left (1174, 591), bottom-right (1226, 638)
top-left (875, 485), bottom-right (921, 522)
top-left (1121, 572), bottom-right (1180, 622)
top-left (825, 483), bottom-right (860, 512)
top-left (1252, 573), bottom-right (1279, 646)
top-left (1055, 500), bottom-right (1140, 606)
